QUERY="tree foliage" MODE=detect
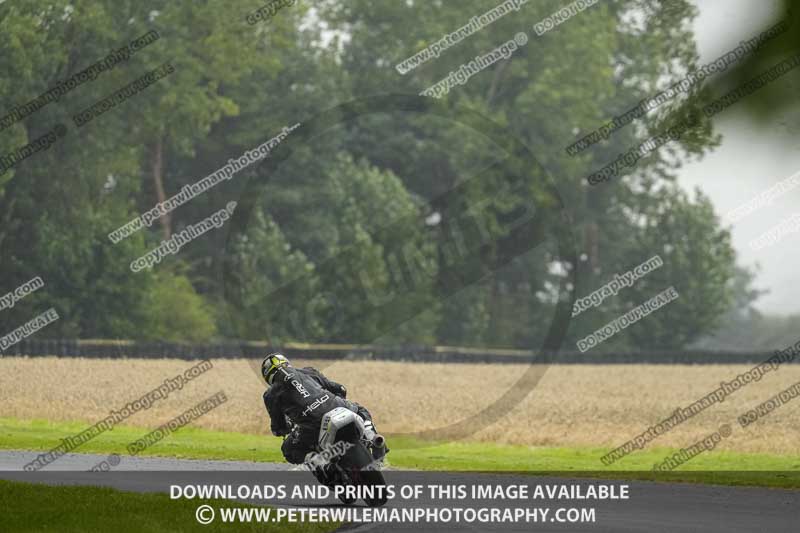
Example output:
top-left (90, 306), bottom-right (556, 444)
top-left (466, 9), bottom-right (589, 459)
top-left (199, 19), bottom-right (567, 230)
top-left (0, 0), bottom-right (753, 350)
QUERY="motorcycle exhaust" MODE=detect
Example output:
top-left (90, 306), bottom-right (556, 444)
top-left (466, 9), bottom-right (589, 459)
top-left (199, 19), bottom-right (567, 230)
top-left (373, 434), bottom-right (385, 448)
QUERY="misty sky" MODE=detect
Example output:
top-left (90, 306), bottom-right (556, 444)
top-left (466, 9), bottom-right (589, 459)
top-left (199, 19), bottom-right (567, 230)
top-left (680, 0), bottom-right (800, 315)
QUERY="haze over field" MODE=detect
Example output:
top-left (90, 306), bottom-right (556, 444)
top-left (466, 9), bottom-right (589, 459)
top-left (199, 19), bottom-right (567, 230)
top-left (682, 0), bottom-right (800, 316)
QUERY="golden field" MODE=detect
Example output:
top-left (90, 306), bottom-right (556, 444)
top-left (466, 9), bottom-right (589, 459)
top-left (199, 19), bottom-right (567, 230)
top-left (1, 357), bottom-right (798, 454)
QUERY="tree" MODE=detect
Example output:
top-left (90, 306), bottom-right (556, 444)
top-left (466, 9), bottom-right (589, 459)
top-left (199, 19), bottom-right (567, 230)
top-left (0, 0), bottom-right (752, 349)
top-left (226, 152), bottom-right (440, 343)
top-left (315, 0), bottom-right (736, 349)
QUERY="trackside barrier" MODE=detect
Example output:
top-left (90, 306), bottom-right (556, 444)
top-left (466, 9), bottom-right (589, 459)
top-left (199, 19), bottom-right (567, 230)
top-left (0, 339), bottom-right (795, 365)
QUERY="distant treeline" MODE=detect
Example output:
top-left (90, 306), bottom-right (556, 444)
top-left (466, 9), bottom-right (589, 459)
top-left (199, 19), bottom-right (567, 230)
top-left (4, 0), bottom-right (789, 352)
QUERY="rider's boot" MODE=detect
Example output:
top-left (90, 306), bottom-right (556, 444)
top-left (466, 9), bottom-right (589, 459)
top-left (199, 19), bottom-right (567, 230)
top-left (363, 419), bottom-right (376, 440)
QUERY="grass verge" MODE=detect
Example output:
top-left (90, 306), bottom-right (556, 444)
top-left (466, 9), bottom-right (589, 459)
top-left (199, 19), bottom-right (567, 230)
top-left (0, 479), bottom-right (338, 532)
top-left (2, 417), bottom-right (799, 488)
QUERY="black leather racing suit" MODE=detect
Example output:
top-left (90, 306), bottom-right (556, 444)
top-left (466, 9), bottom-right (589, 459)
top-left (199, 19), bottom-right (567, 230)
top-left (263, 365), bottom-right (373, 464)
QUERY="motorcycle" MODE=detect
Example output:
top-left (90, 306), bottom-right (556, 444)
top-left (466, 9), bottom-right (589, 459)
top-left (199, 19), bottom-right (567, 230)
top-left (291, 406), bottom-right (389, 507)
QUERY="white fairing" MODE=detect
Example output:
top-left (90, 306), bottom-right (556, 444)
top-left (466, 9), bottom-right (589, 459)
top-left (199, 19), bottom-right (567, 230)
top-left (318, 406), bottom-right (365, 449)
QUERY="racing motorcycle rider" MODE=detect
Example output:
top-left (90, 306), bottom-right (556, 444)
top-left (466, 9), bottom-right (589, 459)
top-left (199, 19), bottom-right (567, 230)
top-left (261, 353), bottom-right (384, 481)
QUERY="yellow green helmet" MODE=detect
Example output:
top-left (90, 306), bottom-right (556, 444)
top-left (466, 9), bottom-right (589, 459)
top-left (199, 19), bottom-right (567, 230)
top-left (261, 353), bottom-right (290, 385)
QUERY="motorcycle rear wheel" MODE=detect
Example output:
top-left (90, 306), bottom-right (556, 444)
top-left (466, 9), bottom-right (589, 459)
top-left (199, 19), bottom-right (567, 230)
top-left (338, 493), bottom-right (357, 505)
top-left (359, 469), bottom-right (388, 507)
top-left (339, 441), bottom-right (389, 507)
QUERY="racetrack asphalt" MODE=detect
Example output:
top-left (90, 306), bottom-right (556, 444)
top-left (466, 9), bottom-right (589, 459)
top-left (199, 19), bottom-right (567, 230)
top-left (1, 450), bottom-right (798, 532)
